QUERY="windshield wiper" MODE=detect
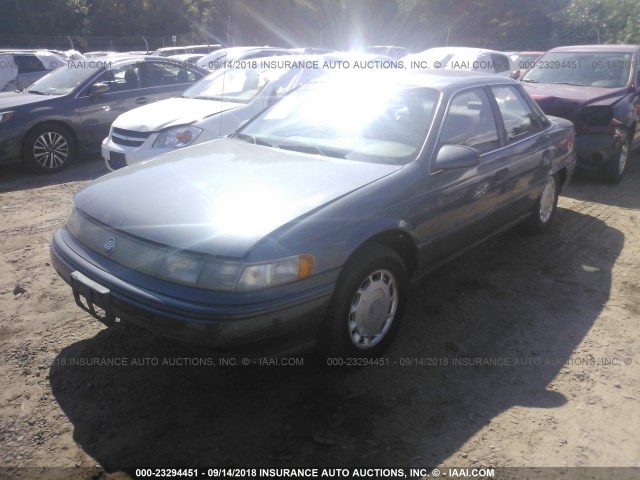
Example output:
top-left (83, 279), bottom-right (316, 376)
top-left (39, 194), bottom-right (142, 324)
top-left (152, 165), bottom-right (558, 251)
top-left (521, 79), bottom-right (538, 83)
top-left (192, 95), bottom-right (225, 101)
top-left (27, 89), bottom-right (47, 95)
top-left (277, 142), bottom-right (347, 159)
top-left (233, 133), bottom-right (273, 147)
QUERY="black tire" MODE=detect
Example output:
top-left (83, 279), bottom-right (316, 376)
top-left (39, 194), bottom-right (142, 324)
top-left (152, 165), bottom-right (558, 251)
top-left (318, 243), bottom-right (408, 358)
top-left (23, 123), bottom-right (76, 174)
top-left (524, 174), bottom-right (559, 234)
top-left (602, 135), bottom-right (630, 184)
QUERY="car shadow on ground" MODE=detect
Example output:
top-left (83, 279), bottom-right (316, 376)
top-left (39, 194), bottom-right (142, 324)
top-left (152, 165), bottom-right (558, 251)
top-left (562, 151), bottom-right (640, 210)
top-left (0, 155), bottom-right (108, 194)
top-left (48, 209), bottom-right (622, 471)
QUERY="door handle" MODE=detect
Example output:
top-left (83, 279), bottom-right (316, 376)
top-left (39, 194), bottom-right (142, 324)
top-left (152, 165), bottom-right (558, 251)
top-left (135, 97), bottom-right (150, 104)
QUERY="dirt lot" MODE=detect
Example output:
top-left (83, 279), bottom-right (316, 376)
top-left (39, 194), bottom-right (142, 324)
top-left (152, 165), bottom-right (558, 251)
top-left (1, 154), bottom-right (639, 480)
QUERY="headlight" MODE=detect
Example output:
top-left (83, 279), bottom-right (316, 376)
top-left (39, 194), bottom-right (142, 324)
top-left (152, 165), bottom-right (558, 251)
top-left (0, 111), bottom-right (15, 123)
top-left (156, 252), bottom-right (206, 285)
top-left (237, 255), bottom-right (315, 291)
top-left (152, 126), bottom-right (203, 148)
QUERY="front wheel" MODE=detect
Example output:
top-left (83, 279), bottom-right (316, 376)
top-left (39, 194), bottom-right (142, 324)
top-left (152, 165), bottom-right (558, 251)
top-left (602, 135), bottom-right (630, 184)
top-left (23, 123), bottom-right (76, 174)
top-left (524, 174), bottom-right (559, 234)
top-left (318, 244), bottom-right (408, 358)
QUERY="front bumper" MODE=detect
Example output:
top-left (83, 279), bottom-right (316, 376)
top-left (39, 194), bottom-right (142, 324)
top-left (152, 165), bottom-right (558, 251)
top-left (0, 123), bottom-right (23, 165)
top-left (574, 130), bottom-right (624, 170)
top-left (101, 135), bottom-right (172, 171)
top-left (50, 227), bottom-right (335, 354)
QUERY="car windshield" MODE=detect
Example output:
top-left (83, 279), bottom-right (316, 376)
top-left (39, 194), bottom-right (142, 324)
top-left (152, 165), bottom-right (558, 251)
top-left (182, 65), bottom-right (285, 103)
top-left (521, 52), bottom-right (633, 88)
top-left (26, 62), bottom-right (102, 95)
top-left (236, 78), bottom-right (439, 165)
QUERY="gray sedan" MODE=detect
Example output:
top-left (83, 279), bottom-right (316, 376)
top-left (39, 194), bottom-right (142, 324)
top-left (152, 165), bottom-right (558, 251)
top-left (0, 56), bottom-right (205, 173)
top-left (50, 71), bottom-right (577, 357)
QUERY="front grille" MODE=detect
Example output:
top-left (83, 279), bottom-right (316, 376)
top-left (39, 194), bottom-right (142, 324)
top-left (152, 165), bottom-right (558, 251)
top-left (112, 128), bottom-right (152, 138)
top-left (111, 128), bottom-right (152, 148)
top-left (112, 137), bottom-right (144, 147)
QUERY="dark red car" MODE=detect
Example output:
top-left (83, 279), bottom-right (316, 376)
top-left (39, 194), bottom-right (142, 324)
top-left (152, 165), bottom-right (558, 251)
top-left (520, 44), bottom-right (640, 183)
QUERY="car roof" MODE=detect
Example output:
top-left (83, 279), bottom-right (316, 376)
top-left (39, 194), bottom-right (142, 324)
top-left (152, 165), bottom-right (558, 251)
top-left (415, 46), bottom-right (508, 56)
top-left (91, 54), bottom-right (176, 62)
top-left (313, 69), bottom-right (517, 94)
top-left (154, 44), bottom-right (217, 51)
top-left (548, 44), bottom-right (640, 53)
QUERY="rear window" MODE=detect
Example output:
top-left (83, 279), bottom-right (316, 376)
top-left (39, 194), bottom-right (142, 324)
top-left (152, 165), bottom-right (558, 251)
top-left (491, 54), bottom-right (511, 73)
top-left (13, 55), bottom-right (45, 73)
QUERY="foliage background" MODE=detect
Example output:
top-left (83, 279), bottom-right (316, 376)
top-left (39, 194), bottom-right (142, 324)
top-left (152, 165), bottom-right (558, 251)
top-left (0, 0), bottom-right (638, 52)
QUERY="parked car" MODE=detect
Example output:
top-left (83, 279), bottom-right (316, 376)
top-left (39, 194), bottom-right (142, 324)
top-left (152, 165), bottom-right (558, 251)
top-left (51, 71), bottom-right (576, 357)
top-left (508, 51), bottom-right (545, 71)
top-left (289, 47), bottom-right (334, 55)
top-left (0, 49), bottom-right (66, 92)
top-left (365, 45), bottom-right (411, 60)
top-left (152, 44), bottom-right (222, 57)
top-left (0, 55), bottom-right (205, 173)
top-left (404, 47), bottom-right (512, 76)
top-left (102, 55), bottom-right (331, 170)
top-left (83, 51), bottom-right (120, 58)
top-left (167, 53), bottom-right (206, 68)
top-left (507, 50), bottom-right (544, 78)
top-left (197, 46), bottom-right (293, 71)
top-left (520, 44), bottom-right (640, 183)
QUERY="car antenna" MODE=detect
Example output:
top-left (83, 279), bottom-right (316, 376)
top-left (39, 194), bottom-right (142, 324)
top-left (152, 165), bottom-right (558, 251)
top-left (220, 16), bottom-right (231, 139)
top-left (220, 65), bottom-right (225, 138)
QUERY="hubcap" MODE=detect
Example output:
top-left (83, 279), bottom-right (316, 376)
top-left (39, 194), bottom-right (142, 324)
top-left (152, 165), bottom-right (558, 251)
top-left (33, 131), bottom-right (69, 169)
top-left (539, 176), bottom-right (556, 224)
top-left (617, 141), bottom-right (629, 175)
top-left (348, 269), bottom-right (398, 349)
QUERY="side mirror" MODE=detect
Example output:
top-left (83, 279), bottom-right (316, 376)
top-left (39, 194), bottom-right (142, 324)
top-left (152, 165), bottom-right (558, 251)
top-left (89, 83), bottom-right (109, 96)
top-left (434, 145), bottom-right (479, 170)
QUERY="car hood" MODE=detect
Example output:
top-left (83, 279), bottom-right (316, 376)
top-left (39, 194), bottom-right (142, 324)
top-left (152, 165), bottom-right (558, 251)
top-left (74, 138), bottom-right (402, 258)
top-left (0, 91), bottom-right (60, 109)
top-left (521, 82), bottom-right (629, 119)
top-left (112, 97), bottom-right (244, 132)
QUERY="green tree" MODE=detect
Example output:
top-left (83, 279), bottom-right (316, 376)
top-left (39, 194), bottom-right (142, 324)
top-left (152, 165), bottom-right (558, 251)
top-left (0, 0), bottom-right (87, 36)
top-left (561, 0), bottom-right (640, 44)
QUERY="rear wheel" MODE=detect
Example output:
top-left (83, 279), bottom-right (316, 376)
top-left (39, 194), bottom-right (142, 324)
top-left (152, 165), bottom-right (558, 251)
top-left (602, 135), bottom-right (630, 184)
top-left (524, 174), bottom-right (559, 234)
top-left (319, 244), bottom-right (408, 358)
top-left (23, 123), bottom-right (76, 174)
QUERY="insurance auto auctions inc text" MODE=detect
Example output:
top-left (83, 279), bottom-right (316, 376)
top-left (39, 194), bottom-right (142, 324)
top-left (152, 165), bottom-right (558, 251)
top-left (188, 467), bottom-right (495, 478)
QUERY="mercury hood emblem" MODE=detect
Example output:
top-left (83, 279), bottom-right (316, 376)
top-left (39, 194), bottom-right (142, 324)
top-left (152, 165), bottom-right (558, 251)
top-left (104, 236), bottom-right (117, 256)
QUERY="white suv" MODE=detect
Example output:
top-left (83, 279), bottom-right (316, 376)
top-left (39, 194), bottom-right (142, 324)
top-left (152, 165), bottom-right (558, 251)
top-left (102, 56), bottom-right (326, 170)
top-left (0, 50), bottom-right (66, 91)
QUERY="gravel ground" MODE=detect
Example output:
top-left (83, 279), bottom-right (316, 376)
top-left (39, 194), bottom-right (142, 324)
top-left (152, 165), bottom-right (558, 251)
top-left (0, 154), bottom-right (639, 480)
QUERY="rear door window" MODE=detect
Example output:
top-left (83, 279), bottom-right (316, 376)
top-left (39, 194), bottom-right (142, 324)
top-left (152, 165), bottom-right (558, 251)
top-left (491, 85), bottom-right (542, 142)
top-left (142, 61), bottom-right (199, 86)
